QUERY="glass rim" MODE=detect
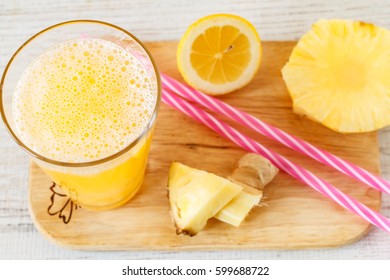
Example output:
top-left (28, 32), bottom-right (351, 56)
top-left (0, 19), bottom-right (161, 168)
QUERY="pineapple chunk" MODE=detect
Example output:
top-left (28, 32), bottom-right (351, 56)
top-left (168, 162), bottom-right (242, 236)
top-left (214, 185), bottom-right (262, 227)
top-left (282, 19), bottom-right (390, 133)
top-left (215, 153), bottom-right (277, 227)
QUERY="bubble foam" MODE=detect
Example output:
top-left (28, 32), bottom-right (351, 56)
top-left (12, 38), bottom-right (156, 163)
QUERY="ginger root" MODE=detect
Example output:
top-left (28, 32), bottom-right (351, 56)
top-left (228, 153), bottom-right (279, 191)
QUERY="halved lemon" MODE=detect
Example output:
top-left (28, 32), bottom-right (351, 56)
top-left (177, 14), bottom-right (262, 95)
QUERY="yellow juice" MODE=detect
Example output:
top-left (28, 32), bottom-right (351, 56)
top-left (12, 38), bottom-right (158, 210)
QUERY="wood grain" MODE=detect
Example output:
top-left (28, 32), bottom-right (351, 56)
top-left (28, 41), bottom-right (380, 250)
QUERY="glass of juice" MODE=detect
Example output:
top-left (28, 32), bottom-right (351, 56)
top-left (0, 20), bottom-right (161, 211)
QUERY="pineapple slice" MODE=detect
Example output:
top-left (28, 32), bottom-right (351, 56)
top-left (282, 19), bottom-right (390, 133)
top-left (214, 185), bottom-right (262, 227)
top-left (168, 162), bottom-right (242, 236)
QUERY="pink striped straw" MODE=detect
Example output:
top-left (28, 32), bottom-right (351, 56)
top-left (162, 88), bottom-right (390, 234)
top-left (161, 73), bottom-right (390, 195)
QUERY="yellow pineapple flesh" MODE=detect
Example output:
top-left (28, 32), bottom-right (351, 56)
top-left (168, 162), bottom-right (242, 236)
top-left (214, 184), bottom-right (262, 227)
top-left (282, 19), bottom-right (390, 133)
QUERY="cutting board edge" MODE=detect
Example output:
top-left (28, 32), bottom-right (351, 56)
top-left (27, 207), bottom-right (374, 252)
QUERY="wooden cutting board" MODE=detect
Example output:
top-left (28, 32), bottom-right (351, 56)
top-left (28, 41), bottom-right (381, 250)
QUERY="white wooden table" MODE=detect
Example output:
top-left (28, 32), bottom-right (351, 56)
top-left (1, 0), bottom-right (390, 259)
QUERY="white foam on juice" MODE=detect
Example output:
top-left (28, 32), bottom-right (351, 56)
top-left (12, 38), bottom-right (156, 162)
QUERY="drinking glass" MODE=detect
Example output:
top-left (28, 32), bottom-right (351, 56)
top-left (1, 20), bottom-right (161, 211)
